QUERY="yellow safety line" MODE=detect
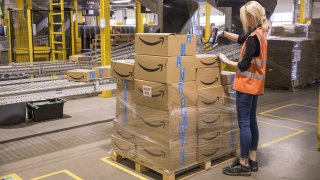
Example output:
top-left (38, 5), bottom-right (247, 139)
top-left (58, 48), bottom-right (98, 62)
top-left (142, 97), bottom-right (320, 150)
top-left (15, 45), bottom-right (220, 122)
top-left (101, 156), bottom-right (149, 180)
top-left (258, 120), bottom-right (304, 131)
top-left (260, 113), bottom-right (318, 126)
top-left (257, 120), bottom-right (305, 148)
top-left (290, 103), bottom-right (319, 109)
top-left (259, 104), bottom-right (294, 114)
top-left (30, 169), bottom-right (82, 180)
top-left (259, 130), bottom-right (304, 149)
top-left (0, 173), bottom-right (23, 180)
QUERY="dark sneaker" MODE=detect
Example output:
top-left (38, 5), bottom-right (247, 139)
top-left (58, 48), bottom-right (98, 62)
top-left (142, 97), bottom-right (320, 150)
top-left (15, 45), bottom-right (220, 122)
top-left (231, 158), bottom-right (259, 172)
top-left (223, 162), bottom-right (251, 176)
top-left (249, 159), bottom-right (259, 172)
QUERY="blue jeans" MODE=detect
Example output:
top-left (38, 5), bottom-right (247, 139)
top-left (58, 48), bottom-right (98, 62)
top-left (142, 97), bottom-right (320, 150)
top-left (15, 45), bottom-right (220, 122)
top-left (236, 91), bottom-right (259, 159)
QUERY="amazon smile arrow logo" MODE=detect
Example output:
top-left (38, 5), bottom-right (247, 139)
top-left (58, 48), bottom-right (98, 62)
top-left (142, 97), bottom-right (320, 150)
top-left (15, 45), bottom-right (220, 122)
top-left (113, 69), bottom-right (133, 78)
top-left (201, 78), bottom-right (219, 86)
top-left (138, 63), bottom-right (163, 72)
top-left (69, 75), bottom-right (84, 80)
top-left (200, 60), bottom-right (217, 66)
top-left (139, 37), bottom-right (165, 46)
top-left (201, 97), bottom-right (220, 105)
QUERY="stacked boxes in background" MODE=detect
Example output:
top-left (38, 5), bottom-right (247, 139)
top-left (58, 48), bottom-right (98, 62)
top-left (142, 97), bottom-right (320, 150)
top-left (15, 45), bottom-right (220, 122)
top-left (111, 33), bottom-right (239, 173)
top-left (195, 55), bottom-right (239, 162)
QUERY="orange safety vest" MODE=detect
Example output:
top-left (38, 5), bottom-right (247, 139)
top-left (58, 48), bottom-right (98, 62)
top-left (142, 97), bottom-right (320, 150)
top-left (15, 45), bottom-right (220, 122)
top-left (234, 28), bottom-right (268, 96)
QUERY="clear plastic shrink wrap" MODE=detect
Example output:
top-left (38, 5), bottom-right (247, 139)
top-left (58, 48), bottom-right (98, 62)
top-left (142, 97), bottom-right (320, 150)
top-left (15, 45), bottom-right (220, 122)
top-left (111, 34), bottom-right (239, 173)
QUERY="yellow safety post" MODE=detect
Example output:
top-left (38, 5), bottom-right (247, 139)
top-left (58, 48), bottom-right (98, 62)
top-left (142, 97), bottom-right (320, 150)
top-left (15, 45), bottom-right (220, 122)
top-left (299, 0), bottom-right (306, 24)
top-left (73, 0), bottom-right (82, 53)
top-left (318, 86), bottom-right (320, 151)
top-left (7, 9), bottom-right (12, 63)
top-left (135, 0), bottom-right (144, 33)
top-left (70, 11), bottom-right (75, 55)
top-left (99, 0), bottom-right (113, 98)
top-left (96, 16), bottom-right (100, 25)
top-left (204, 1), bottom-right (211, 42)
top-left (27, 9), bottom-right (34, 63)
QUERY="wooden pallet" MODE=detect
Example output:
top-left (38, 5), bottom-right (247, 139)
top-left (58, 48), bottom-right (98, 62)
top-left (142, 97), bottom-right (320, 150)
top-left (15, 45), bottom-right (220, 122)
top-left (111, 149), bottom-right (238, 180)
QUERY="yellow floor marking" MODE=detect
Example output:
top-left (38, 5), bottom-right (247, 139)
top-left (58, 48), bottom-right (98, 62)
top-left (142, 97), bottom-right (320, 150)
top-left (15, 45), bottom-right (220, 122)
top-left (101, 156), bottom-right (149, 180)
top-left (258, 120), bottom-right (304, 131)
top-left (259, 104), bottom-right (294, 114)
top-left (261, 113), bottom-right (318, 126)
top-left (30, 169), bottom-right (82, 180)
top-left (260, 103), bottom-right (318, 126)
top-left (258, 120), bottom-right (304, 148)
top-left (291, 103), bottom-right (318, 109)
top-left (0, 173), bottom-right (23, 180)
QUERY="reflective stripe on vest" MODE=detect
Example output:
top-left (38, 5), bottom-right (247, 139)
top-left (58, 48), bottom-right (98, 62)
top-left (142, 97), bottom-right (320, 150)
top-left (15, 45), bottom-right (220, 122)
top-left (237, 70), bottom-right (265, 80)
top-left (251, 58), bottom-right (267, 67)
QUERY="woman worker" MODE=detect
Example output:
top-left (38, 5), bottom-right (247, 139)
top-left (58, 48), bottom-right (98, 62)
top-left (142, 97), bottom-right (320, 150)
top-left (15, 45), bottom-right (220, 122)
top-left (217, 1), bottom-right (270, 176)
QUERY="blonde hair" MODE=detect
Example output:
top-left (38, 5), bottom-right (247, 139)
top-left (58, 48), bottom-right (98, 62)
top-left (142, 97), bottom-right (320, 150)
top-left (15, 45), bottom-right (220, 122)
top-left (240, 1), bottom-right (270, 33)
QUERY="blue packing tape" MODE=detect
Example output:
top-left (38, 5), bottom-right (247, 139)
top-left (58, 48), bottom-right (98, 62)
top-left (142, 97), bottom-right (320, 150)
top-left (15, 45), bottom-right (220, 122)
top-left (231, 74), bottom-right (235, 84)
top-left (99, 68), bottom-right (103, 78)
top-left (176, 56), bottom-right (182, 68)
top-left (180, 43), bottom-right (186, 56)
top-left (180, 149), bottom-right (185, 167)
top-left (187, 34), bottom-right (192, 44)
top-left (180, 67), bottom-right (185, 82)
top-left (122, 80), bottom-right (129, 125)
top-left (179, 82), bottom-right (184, 95)
top-left (180, 96), bottom-right (188, 128)
top-left (90, 71), bottom-right (95, 80)
top-left (179, 121), bottom-right (186, 141)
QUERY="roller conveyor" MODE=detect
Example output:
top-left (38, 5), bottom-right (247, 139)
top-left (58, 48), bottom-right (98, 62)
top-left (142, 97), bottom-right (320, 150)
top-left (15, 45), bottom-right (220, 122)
top-left (0, 77), bottom-right (117, 105)
top-left (0, 43), bottom-right (134, 76)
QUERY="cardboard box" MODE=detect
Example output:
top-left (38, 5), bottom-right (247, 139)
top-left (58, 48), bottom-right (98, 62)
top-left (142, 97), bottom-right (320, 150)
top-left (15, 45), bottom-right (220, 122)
top-left (117, 79), bottom-right (135, 104)
top-left (112, 135), bottom-right (137, 159)
top-left (197, 86), bottom-right (224, 107)
top-left (133, 105), bottom-right (197, 142)
top-left (136, 137), bottom-right (197, 172)
top-left (221, 71), bottom-right (235, 85)
top-left (222, 128), bottom-right (240, 150)
top-left (223, 85), bottom-right (234, 94)
top-left (197, 143), bottom-right (225, 162)
top-left (135, 80), bottom-right (197, 110)
top-left (135, 33), bottom-right (197, 56)
top-left (116, 96), bottom-right (136, 125)
top-left (69, 55), bottom-right (92, 63)
top-left (111, 59), bottom-right (135, 81)
top-left (197, 109), bottom-right (224, 131)
top-left (195, 54), bottom-right (219, 69)
top-left (93, 66), bottom-right (111, 79)
top-left (67, 69), bottom-right (95, 82)
top-left (197, 129), bottom-right (223, 146)
top-left (113, 121), bottom-right (137, 143)
top-left (196, 68), bottom-right (221, 89)
top-left (135, 55), bottom-right (196, 83)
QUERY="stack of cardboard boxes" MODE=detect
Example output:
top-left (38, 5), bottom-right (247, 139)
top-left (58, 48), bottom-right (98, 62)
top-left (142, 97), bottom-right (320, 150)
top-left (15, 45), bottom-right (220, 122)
top-left (195, 56), bottom-right (239, 162)
top-left (112, 33), bottom-right (239, 173)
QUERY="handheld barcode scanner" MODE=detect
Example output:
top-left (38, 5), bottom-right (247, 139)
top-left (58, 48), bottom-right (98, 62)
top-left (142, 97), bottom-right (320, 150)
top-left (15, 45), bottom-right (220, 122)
top-left (202, 27), bottom-right (221, 52)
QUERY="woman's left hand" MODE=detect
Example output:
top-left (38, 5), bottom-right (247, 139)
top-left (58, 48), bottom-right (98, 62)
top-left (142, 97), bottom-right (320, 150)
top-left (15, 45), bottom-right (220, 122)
top-left (218, 53), bottom-right (239, 67)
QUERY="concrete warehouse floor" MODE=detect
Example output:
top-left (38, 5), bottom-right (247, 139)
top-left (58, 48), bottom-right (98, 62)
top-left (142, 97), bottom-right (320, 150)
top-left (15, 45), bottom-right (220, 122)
top-left (0, 86), bottom-right (319, 180)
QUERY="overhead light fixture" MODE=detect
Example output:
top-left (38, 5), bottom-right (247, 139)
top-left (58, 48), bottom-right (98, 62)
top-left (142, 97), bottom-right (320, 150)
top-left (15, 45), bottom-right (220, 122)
top-left (112, 0), bottom-right (131, 4)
